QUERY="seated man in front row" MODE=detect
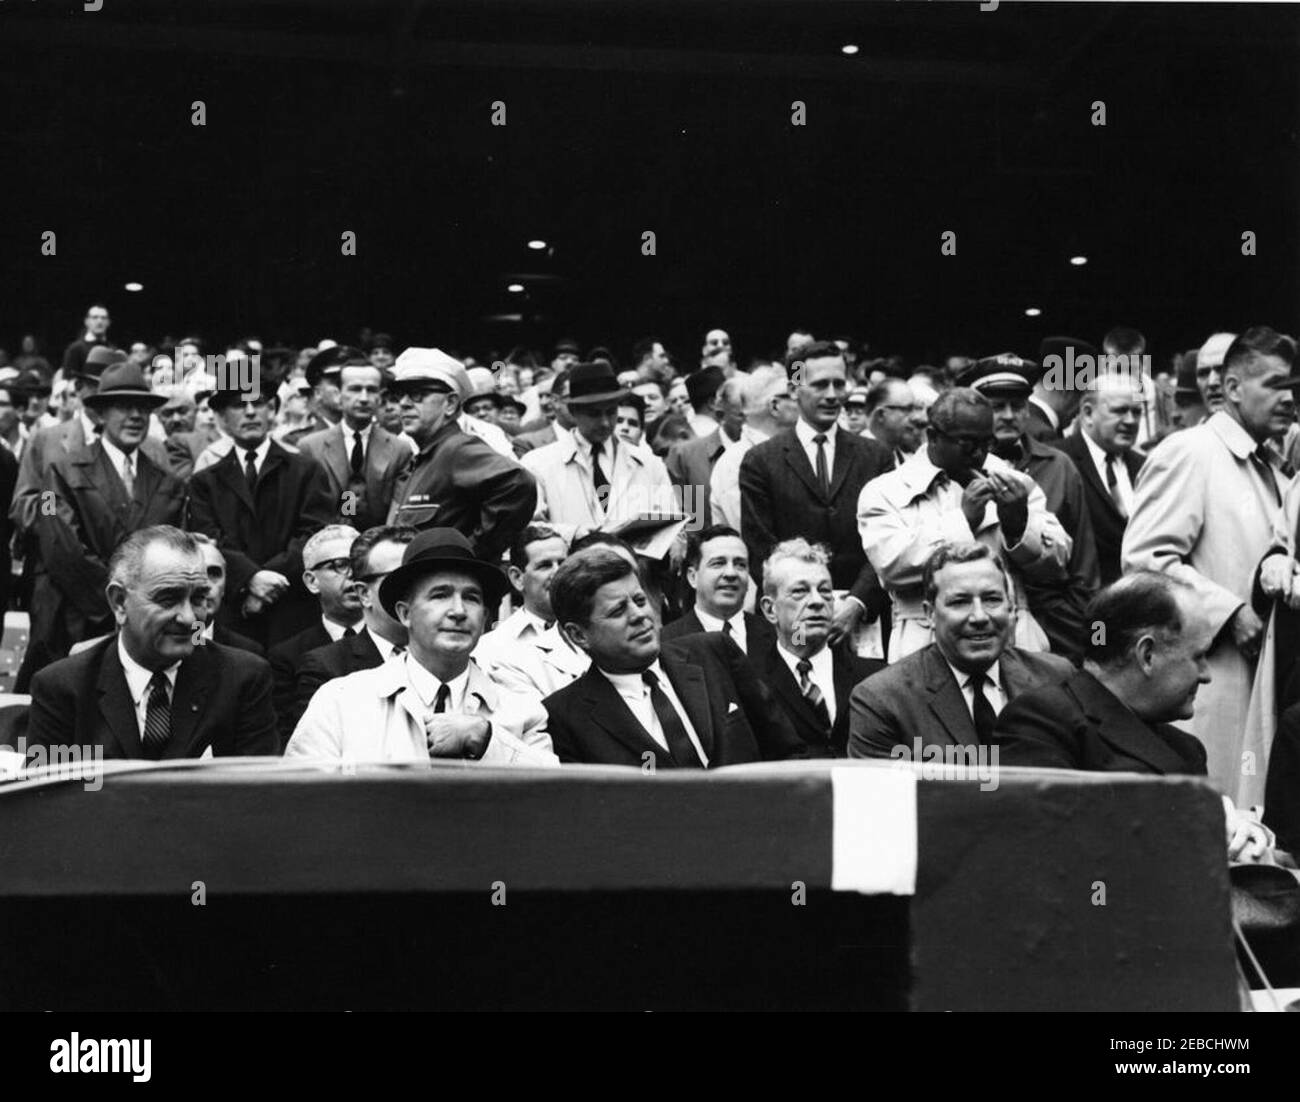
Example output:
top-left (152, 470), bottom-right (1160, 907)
top-left (995, 571), bottom-right (1273, 862)
top-left (286, 527), bottom-right (558, 765)
top-left (544, 546), bottom-right (808, 767)
top-left (28, 524), bottom-right (279, 759)
top-left (848, 540), bottom-right (1073, 759)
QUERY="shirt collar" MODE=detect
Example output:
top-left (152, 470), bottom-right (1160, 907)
top-left (239, 436), bottom-right (273, 466)
top-left (571, 426), bottom-right (613, 463)
top-left (739, 423), bottom-right (771, 448)
top-left (341, 421), bottom-right (372, 447)
top-left (321, 616), bottom-right (356, 643)
top-left (1207, 409), bottom-right (1264, 460)
top-left (601, 660), bottom-right (661, 695)
top-left (117, 633), bottom-right (180, 704)
top-left (404, 653), bottom-right (472, 711)
top-left (99, 434), bottom-right (136, 475)
top-left (362, 626), bottom-right (401, 662)
top-left (775, 640), bottom-right (832, 681)
top-left (943, 655), bottom-right (1004, 695)
top-left (1081, 428), bottom-right (1113, 470)
top-left (694, 607), bottom-right (744, 636)
top-left (795, 418), bottom-right (836, 449)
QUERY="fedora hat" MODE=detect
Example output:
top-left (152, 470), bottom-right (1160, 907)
top-left (80, 345), bottom-right (127, 379)
top-left (565, 361), bottom-right (630, 407)
top-left (83, 362), bottom-right (167, 410)
top-left (378, 527), bottom-right (511, 618)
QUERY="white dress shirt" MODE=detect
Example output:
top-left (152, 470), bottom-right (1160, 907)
top-left (363, 627), bottom-right (403, 662)
top-left (321, 616), bottom-right (357, 644)
top-left (944, 657), bottom-right (1007, 720)
top-left (694, 607), bottom-right (748, 653)
top-left (602, 661), bottom-right (710, 765)
top-left (795, 418), bottom-right (837, 481)
top-left (709, 422), bottom-right (769, 531)
top-left (775, 642), bottom-right (837, 724)
top-left (341, 422), bottom-right (372, 467)
top-left (238, 435), bottom-right (273, 475)
top-left (117, 634), bottom-right (180, 741)
top-left (405, 655), bottom-right (472, 713)
top-left (99, 436), bottom-right (138, 493)
top-left (1082, 429), bottom-right (1134, 516)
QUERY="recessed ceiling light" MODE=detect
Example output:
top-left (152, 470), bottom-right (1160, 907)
top-left (1069, 256), bottom-right (1088, 267)
top-left (1024, 307), bottom-right (1042, 318)
top-left (507, 283), bottom-right (525, 293)
top-left (841, 44), bottom-right (859, 56)
top-left (527, 240), bottom-right (547, 250)
top-left (124, 282), bottom-right (143, 292)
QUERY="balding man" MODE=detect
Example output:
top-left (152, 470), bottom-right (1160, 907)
top-left (665, 376), bottom-right (745, 526)
top-left (709, 365), bottom-right (798, 534)
top-left (862, 378), bottom-right (923, 468)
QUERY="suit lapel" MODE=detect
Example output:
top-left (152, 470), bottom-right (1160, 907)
top-left (764, 647), bottom-right (816, 733)
top-left (660, 654), bottom-right (716, 760)
top-left (826, 432), bottom-right (856, 503)
top-left (579, 670), bottom-right (669, 764)
top-left (781, 436), bottom-right (823, 502)
top-left (97, 641), bottom-right (144, 759)
top-left (1072, 672), bottom-right (1190, 773)
top-left (923, 647), bottom-right (978, 747)
top-left (165, 646), bottom-right (214, 758)
top-left (323, 427), bottom-right (350, 490)
top-left (1067, 438), bottom-right (1125, 522)
top-left (216, 448), bottom-right (256, 512)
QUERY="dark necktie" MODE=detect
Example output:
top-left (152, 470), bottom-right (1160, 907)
top-left (391, 645), bottom-right (407, 657)
top-left (350, 432), bottom-right (364, 476)
top-left (591, 445), bottom-right (610, 494)
top-left (142, 671), bottom-right (172, 760)
top-left (642, 669), bottom-right (702, 767)
top-left (342, 626), bottom-right (356, 638)
top-left (244, 449), bottom-right (259, 490)
top-left (796, 658), bottom-right (832, 732)
top-left (722, 620), bottom-right (734, 641)
top-left (968, 672), bottom-right (997, 745)
top-left (813, 433), bottom-right (830, 497)
top-left (1251, 444), bottom-right (1281, 508)
top-left (1105, 454), bottom-right (1128, 518)
top-left (433, 683), bottom-right (450, 713)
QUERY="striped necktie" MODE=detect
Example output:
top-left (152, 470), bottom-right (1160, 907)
top-left (142, 671), bottom-right (172, 759)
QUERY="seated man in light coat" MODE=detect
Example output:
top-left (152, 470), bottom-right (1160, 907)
top-left (857, 387), bottom-right (1072, 660)
top-left (286, 527), bottom-right (558, 766)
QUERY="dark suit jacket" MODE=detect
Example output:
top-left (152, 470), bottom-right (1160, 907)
top-left (187, 440), bottom-right (336, 644)
top-left (995, 668), bottom-right (1208, 775)
top-left (0, 444), bottom-right (17, 620)
top-left (659, 608), bottom-right (776, 654)
top-left (543, 633), bottom-right (808, 767)
top-left (388, 419), bottom-right (537, 562)
top-left (1265, 702), bottom-right (1300, 854)
top-left (28, 635), bottom-right (278, 759)
top-left (847, 643), bottom-right (1075, 758)
top-left (750, 641), bottom-right (885, 757)
top-left (213, 624), bottom-right (265, 657)
top-left (1056, 434), bottom-right (1145, 586)
top-left (739, 427), bottom-right (892, 615)
top-left (296, 422), bottom-right (412, 530)
top-left (665, 430), bottom-right (727, 524)
top-left (268, 622), bottom-right (336, 745)
top-left (295, 629), bottom-right (384, 717)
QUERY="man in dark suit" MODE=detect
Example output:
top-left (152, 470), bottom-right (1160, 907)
top-left (748, 537), bottom-right (883, 757)
top-left (740, 341), bottom-right (892, 648)
top-left (267, 524), bottom-right (364, 744)
top-left (544, 546), bottom-right (808, 767)
top-left (295, 525), bottom-right (416, 715)
top-left (996, 572), bottom-right (1271, 862)
top-left (295, 353), bottom-right (412, 529)
top-left (385, 348), bottom-right (536, 559)
top-left (21, 362), bottom-right (186, 687)
top-left (661, 524), bottom-right (775, 654)
top-left (1055, 375), bottom-right (1146, 585)
top-left (28, 525), bottom-right (278, 759)
top-left (849, 541), bottom-right (1073, 758)
top-left (1023, 336), bottom-right (1096, 444)
top-left (58, 303), bottom-right (114, 379)
top-left (191, 534), bottom-right (263, 656)
top-left (187, 385), bottom-right (336, 647)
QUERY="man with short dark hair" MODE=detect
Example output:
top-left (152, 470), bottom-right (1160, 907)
top-left (863, 378), bottom-right (922, 466)
top-left (60, 304), bottom-right (114, 378)
top-left (749, 538), bottom-right (884, 757)
top-left (661, 524), bottom-right (775, 654)
top-left (665, 375), bottom-right (744, 525)
top-left (1026, 336), bottom-right (1095, 444)
top-left (997, 572), bottom-right (1271, 862)
top-left (1124, 326), bottom-right (1295, 805)
top-left (543, 547), bottom-right (807, 767)
top-left (28, 525), bottom-right (278, 759)
top-left (848, 541), bottom-right (1072, 758)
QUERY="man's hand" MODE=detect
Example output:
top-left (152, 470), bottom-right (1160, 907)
top-left (828, 597), bottom-right (864, 647)
top-left (425, 714), bottom-right (492, 760)
top-left (988, 469), bottom-right (1029, 543)
top-left (247, 570), bottom-right (290, 602)
top-left (1226, 806), bottom-right (1271, 863)
top-left (240, 594), bottom-right (264, 619)
top-left (1260, 553), bottom-right (1300, 608)
top-left (960, 477), bottom-right (996, 530)
top-left (1229, 604), bottom-right (1265, 660)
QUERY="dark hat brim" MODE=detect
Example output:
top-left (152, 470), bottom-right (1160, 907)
top-left (208, 390), bottom-right (279, 411)
top-left (565, 386), bottom-right (632, 407)
top-left (378, 554), bottom-right (511, 619)
top-left (84, 388), bottom-right (168, 409)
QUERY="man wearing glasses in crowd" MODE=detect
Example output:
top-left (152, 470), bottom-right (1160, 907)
top-left (857, 387), bottom-right (1072, 661)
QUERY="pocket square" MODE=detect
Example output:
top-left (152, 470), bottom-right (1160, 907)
top-left (727, 702), bottom-right (739, 715)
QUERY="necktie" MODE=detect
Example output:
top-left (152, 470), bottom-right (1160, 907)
top-left (433, 683), bottom-right (450, 713)
top-left (342, 626), bottom-right (356, 638)
top-left (391, 645), bottom-right (407, 657)
top-left (1251, 444), bottom-right (1281, 508)
top-left (968, 672), bottom-right (997, 745)
top-left (796, 658), bottom-right (832, 732)
top-left (121, 453), bottom-right (135, 499)
top-left (722, 620), bottom-right (734, 640)
top-left (244, 449), bottom-right (259, 490)
top-left (350, 432), bottom-right (364, 476)
top-left (642, 669), bottom-right (702, 767)
top-left (142, 671), bottom-right (172, 760)
top-left (813, 433), bottom-right (830, 497)
top-left (591, 445), bottom-right (610, 495)
top-left (1105, 455), bottom-right (1127, 518)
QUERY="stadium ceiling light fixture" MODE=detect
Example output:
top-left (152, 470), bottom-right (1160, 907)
top-left (841, 44), bottom-right (860, 56)
top-left (1069, 256), bottom-right (1088, 266)
top-left (507, 283), bottom-right (525, 293)
top-left (1024, 307), bottom-right (1042, 317)
top-left (527, 239), bottom-right (547, 250)
top-left (124, 282), bottom-right (144, 292)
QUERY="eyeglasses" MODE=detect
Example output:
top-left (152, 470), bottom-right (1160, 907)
top-left (309, 557), bottom-right (352, 575)
top-left (934, 428), bottom-right (994, 451)
top-left (398, 387), bottom-right (451, 404)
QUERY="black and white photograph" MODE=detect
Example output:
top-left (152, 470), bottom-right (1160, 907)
top-left (0, 0), bottom-right (1297, 1066)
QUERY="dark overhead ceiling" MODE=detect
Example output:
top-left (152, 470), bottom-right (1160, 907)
top-left (2, 1), bottom-right (1297, 364)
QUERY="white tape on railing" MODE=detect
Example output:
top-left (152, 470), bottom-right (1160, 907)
top-left (831, 765), bottom-right (918, 895)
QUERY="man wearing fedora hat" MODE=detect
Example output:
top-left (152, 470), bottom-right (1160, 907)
top-left (385, 348), bottom-right (536, 559)
top-left (23, 360), bottom-right (187, 679)
top-left (521, 360), bottom-right (676, 539)
top-left (286, 527), bottom-right (557, 764)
